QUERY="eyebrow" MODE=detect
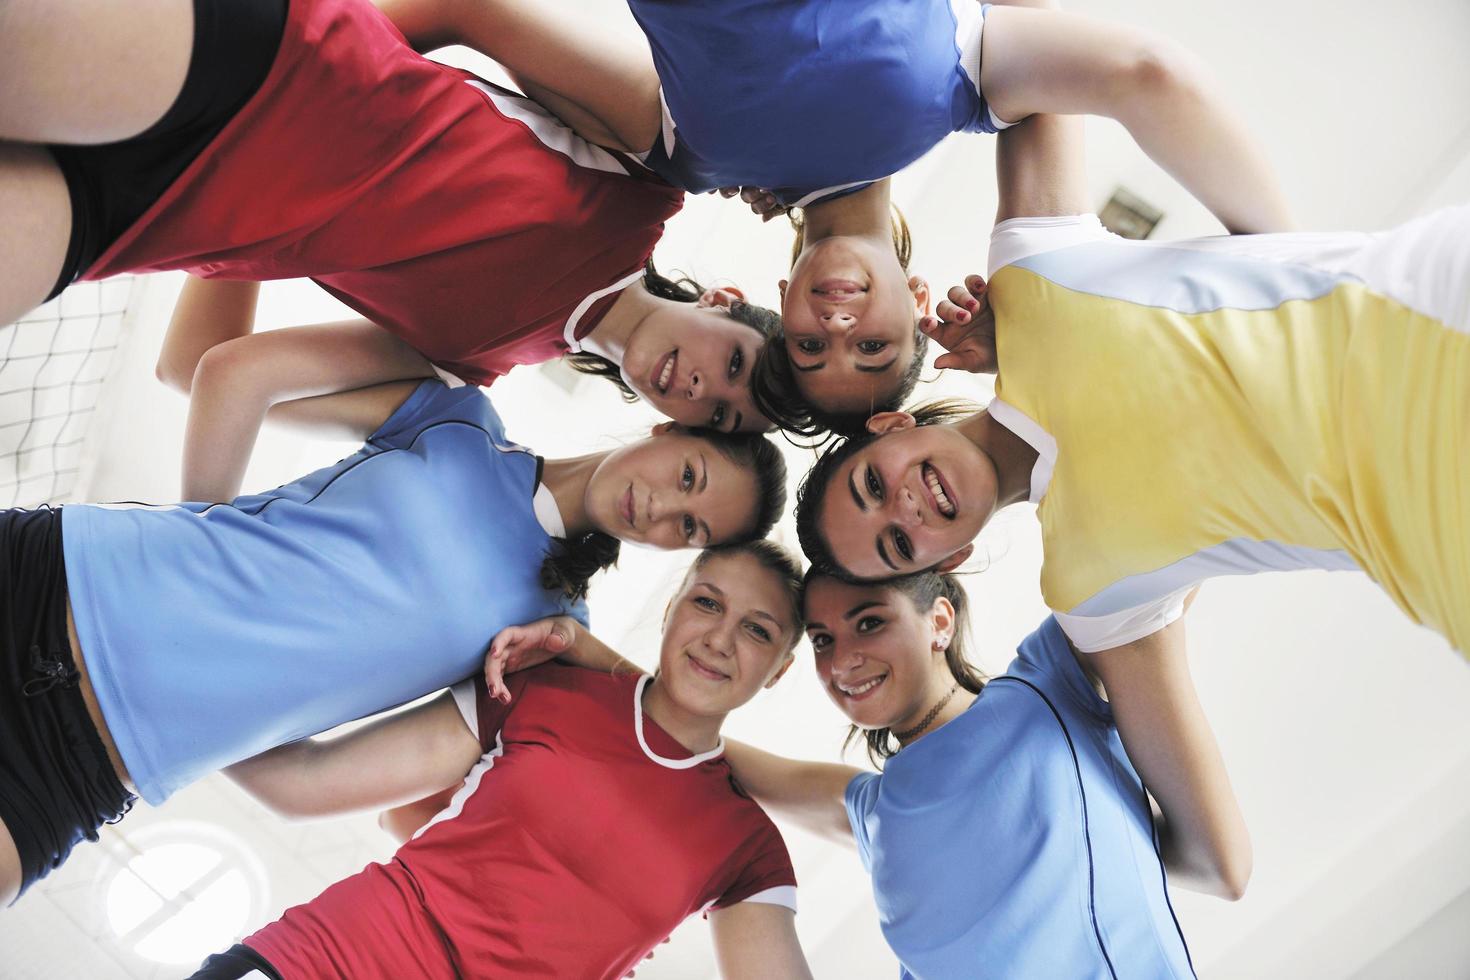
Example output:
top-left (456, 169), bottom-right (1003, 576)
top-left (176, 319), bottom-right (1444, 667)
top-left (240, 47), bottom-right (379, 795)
top-left (698, 453), bottom-right (709, 493)
top-left (856, 357), bottom-right (899, 374)
top-left (844, 601), bottom-right (884, 620)
top-left (875, 534), bottom-right (898, 571)
top-left (848, 468), bottom-right (868, 513)
top-left (748, 609), bottom-right (784, 628)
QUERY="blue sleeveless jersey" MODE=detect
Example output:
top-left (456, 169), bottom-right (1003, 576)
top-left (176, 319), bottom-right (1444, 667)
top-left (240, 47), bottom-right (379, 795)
top-left (845, 617), bottom-right (1196, 978)
top-left (629, 0), bottom-right (1000, 206)
top-left (63, 381), bottom-right (586, 804)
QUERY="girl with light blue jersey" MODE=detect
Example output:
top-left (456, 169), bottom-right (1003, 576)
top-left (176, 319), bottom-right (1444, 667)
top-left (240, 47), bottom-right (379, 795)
top-left (721, 570), bottom-right (1246, 979)
top-left (408, 0), bottom-right (1296, 436)
top-left (0, 279), bottom-right (789, 907)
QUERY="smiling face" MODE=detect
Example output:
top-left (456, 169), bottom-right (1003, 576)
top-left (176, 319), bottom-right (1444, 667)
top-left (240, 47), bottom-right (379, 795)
top-left (621, 298), bottom-right (774, 433)
top-left (585, 430), bottom-right (760, 550)
top-left (803, 576), bottom-right (953, 732)
top-left (657, 551), bottom-right (799, 717)
top-left (779, 237), bottom-right (928, 416)
top-left (819, 420), bottom-right (993, 579)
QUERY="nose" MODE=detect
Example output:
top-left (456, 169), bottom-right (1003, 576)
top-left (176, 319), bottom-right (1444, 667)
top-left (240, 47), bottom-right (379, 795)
top-left (818, 311), bottom-right (856, 334)
top-left (702, 620), bottom-right (736, 658)
top-left (892, 485), bottom-right (923, 528)
top-left (831, 644), bottom-right (864, 677)
top-left (685, 368), bottom-right (702, 400)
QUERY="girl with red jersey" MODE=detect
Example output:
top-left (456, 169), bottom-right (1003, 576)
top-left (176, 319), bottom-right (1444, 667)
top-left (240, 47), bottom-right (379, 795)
top-left (1, 0), bottom-right (774, 432)
top-left (191, 542), bottom-right (812, 980)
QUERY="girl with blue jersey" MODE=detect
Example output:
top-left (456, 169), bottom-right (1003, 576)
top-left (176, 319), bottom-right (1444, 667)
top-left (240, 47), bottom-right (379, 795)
top-left (418, 0), bottom-right (1296, 436)
top-left (718, 570), bottom-right (1246, 978)
top-left (0, 285), bottom-right (790, 906)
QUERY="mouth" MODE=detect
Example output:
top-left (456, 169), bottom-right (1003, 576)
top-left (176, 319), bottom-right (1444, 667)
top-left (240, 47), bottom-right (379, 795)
top-left (836, 672), bottom-right (888, 701)
top-left (620, 485), bottom-right (636, 528)
top-left (686, 653), bottom-right (730, 682)
top-left (811, 278), bottom-right (867, 302)
top-left (921, 462), bottom-right (957, 520)
top-left (653, 350), bottom-right (677, 395)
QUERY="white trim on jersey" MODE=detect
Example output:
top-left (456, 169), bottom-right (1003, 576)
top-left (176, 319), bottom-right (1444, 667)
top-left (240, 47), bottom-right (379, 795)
top-left (1056, 587), bottom-right (1192, 653)
top-left (532, 483), bottom-right (567, 539)
top-left (985, 398), bottom-right (1056, 503)
top-left (563, 268), bottom-right (645, 352)
top-left (633, 674), bottom-right (725, 769)
top-left (466, 80), bottom-right (630, 178)
top-left (412, 731), bottom-right (506, 841)
top-left (430, 363), bottom-right (467, 389)
top-left (738, 885), bottom-right (799, 913)
top-left (988, 214), bottom-right (1109, 276)
top-left (451, 678), bottom-right (478, 734)
top-left (788, 181), bottom-right (872, 211)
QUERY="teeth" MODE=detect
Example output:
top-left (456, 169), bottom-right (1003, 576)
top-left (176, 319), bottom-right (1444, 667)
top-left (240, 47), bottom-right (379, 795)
top-left (658, 354), bottom-right (675, 391)
top-left (925, 466), bottom-right (955, 517)
top-left (842, 675), bottom-right (885, 696)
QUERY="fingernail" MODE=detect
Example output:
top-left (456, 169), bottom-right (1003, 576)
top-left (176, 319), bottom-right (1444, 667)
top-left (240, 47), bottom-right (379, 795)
top-left (966, 299), bottom-right (978, 311)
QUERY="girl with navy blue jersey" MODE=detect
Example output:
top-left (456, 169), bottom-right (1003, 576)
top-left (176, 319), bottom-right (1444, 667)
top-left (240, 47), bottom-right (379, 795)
top-left (720, 571), bottom-right (1246, 978)
top-left (426, 0), bottom-right (1296, 436)
top-left (0, 283), bottom-right (789, 907)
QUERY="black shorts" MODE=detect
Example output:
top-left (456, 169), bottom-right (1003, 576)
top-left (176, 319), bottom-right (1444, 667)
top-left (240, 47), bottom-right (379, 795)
top-left (0, 506), bottom-right (133, 901)
top-left (190, 944), bottom-right (284, 980)
top-left (46, 0), bottom-right (289, 300)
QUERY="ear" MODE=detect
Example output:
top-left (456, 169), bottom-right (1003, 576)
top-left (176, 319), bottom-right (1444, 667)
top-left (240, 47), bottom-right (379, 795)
top-left (929, 595), bottom-right (956, 647)
top-left (764, 651), bottom-right (796, 689)
top-left (934, 543), bottom-right (974, 574)
top-left (908, 275), bottom-right (931, 316)
top-left (777, 279), bottom-right (789, 305)
top-left (697, 286), bottom-right (745, 310)
top-left (650, 420), bottom-right (676, 436)
top-left (865, 411), bottom-right (917, 436)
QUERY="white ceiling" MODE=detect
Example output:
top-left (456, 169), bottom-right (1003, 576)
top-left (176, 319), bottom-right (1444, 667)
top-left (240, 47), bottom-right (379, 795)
top-left (4, 0), bottom-right (1468, 976)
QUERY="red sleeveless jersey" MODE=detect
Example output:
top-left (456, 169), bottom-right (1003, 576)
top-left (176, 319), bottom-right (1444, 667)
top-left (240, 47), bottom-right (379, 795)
top-left (85, 0), bottom-right (684, 385)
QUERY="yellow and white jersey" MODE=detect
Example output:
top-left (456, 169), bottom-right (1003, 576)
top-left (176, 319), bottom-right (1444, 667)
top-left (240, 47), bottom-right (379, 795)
top-left (986, 208), bottom-right (1470, 653)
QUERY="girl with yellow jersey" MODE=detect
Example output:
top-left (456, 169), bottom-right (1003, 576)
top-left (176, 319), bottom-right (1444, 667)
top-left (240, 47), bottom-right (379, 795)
top-left (796, 112), bottom-right (1469, 658)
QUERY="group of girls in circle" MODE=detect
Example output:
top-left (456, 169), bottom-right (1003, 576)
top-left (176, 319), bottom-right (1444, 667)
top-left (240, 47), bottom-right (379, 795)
top-left (1, 0), bottom-right (1465, 975)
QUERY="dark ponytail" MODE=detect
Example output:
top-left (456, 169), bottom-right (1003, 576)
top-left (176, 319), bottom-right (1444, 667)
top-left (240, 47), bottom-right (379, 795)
top-left (540, 531), bottom-right (621, 601)
top-left (565, 261), bottom-right (781, 400)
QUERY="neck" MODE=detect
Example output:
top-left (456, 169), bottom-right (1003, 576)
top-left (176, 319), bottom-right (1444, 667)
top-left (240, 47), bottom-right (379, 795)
top-left (954, 409), bottom-right (1036, 511)
top-left (641, 676), bottom-right (724, 754)
top-left (539, 452), bottom-right (610, 538)
top-left (893, 674), bottom-right (976, 748)
top-left (580, 283), bottom-right (660, 365)
top-left (799, 179), bottom-right (894, 247)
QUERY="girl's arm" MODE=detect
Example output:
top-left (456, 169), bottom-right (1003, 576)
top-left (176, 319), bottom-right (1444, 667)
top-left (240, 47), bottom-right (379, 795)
top-left (160, 277), bottom-right (436, 502)
top-left (708, 903), bottom-right (813, 980)
top-left (374, 0), bottom-right (660, 154)
top-left (225, 691), bottom-right (482, 820)
top-left (721, 741), bottom-right (858, 847)
top-left (484, 616), bottom-right (639, 702)
top-left (978, 6), bottom-right (1294, 233)
top-left (380, 783), bottom-right (464, 844)
top-left (1083, 609), bottom-right (1252, 900)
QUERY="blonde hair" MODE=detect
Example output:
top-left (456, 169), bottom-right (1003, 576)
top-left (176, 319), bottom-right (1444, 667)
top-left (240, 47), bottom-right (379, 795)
top-left (788, 205), bottom-right (913, 270)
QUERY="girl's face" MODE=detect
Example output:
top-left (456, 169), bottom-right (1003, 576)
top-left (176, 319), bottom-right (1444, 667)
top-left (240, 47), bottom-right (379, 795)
top-left (586, 428), bottom-right (759, 550)
top-left (804, 577), bottom-right (952, 731)
top-left (779, 237), bottom-right (929, 416)
top-left (621, 291), bottom-right (774, 433)
top-left (818, 417), bottom-right (993, 579)
top-left (657, 551), bottom-right (797, 717)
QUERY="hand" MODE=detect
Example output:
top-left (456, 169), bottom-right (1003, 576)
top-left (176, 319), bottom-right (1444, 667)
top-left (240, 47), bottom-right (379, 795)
top-left (484, 616), bottom-right (578, 703)
top-left (920, 274), bottom-right (997, 374)
top-left (718, 185), bottom-right (790, 223)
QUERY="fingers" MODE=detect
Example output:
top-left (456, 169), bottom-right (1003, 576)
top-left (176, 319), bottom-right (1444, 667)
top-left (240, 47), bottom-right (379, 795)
top-left (935, 299), bottom-right (968, 324)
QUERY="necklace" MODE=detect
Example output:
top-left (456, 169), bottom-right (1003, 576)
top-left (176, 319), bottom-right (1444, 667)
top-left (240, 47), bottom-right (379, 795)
top-left (893, 684), bottom-right (961, 744)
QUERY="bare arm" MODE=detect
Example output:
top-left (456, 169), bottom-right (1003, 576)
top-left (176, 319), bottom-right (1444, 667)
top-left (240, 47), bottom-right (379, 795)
top-left (979, 6), bottom-right (1294, 233)
top-left (379, 783), bottom-right (463, 843)
top-left (1083, 609), bottom-right (1252, 900)
top-left (722, 741), bottom-right (857, 847)
top-left (484, 616), bottom-right (640, 702)
top-left (709, 903), bottom-right (812, 980)
top-left (225, 691), bottom-right (482, 820)
top-left (374, 0), bottom-right (660, 153)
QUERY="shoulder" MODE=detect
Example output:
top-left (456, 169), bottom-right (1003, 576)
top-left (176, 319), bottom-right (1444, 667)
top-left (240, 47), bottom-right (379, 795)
top-left (988, 214), bottom-right (1114, 277)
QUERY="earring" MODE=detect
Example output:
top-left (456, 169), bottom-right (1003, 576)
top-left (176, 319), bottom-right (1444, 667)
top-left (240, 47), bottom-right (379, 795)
top-left (933, 634), bottom-right (950, 651)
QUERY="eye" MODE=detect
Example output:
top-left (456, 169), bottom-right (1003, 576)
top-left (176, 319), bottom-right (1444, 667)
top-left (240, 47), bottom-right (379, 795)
top-left (797, 339), bottom-right (825, 355)
top-left (710, 403), bottom-right (727, 429)
top-left (683, 514), bottom-right (697, 540)
top-left (745, 622), bottom-right (772, 642)
top-left (864, 465), bottom-right (883, 502)
top-left (857, 340), bottom-right (887, 355)
top-left (694, 595), bottom-right (720, 611)
top-left (728, 346), bottom-right (744, 379)
top-left (681, 463), bottom-right (695, 491)
top-left (856, 615), bottom-right (884, 633)
top-left (892, 529), bottom-right (913, 563)
top-left (808, 632), bottom-right (832, 651)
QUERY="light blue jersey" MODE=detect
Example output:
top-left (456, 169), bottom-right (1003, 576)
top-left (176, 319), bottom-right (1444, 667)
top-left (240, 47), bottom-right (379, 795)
top-left (628, 0), bottom-right (1005, 207)
top-left (845, 617), bottom-right (1195, 979)
top-left (63, 381), bottom-right (586, 805)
